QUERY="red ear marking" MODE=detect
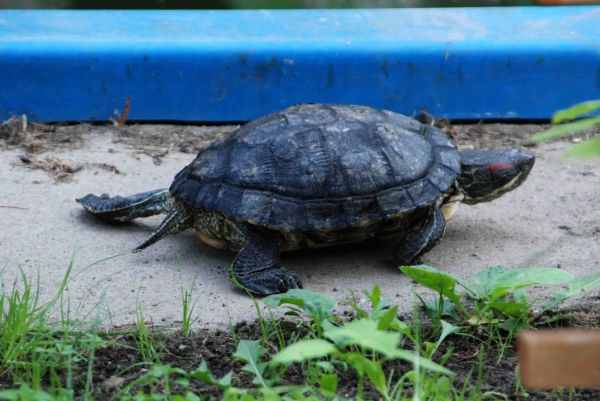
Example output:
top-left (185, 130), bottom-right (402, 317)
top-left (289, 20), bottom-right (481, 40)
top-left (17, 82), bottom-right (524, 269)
top-left (488, 162), bottom-right (516, 174)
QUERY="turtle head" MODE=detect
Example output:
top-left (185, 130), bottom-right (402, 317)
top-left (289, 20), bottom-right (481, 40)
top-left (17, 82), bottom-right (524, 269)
top-left (456, 148), bottom-right (535, 204)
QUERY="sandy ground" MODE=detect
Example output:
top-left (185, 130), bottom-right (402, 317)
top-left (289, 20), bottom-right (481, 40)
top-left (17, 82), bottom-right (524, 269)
top-left (1, 122), bottom-right (599, 330)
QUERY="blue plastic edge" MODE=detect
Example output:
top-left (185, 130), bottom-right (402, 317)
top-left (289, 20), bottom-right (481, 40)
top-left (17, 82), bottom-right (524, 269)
top-left (1, 7), bottom-right (599, 122)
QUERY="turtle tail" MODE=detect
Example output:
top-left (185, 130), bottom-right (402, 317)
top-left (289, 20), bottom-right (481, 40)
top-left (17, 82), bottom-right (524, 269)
top-left (77, 188), bottom-right (174, 223)
top-left (133, 204), bottom-right (195, 252)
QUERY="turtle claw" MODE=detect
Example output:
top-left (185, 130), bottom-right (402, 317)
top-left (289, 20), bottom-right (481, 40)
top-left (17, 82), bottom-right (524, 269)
top-left (236, 268), bottom-right (303, 295)
top-left (279, 268), bottom-right (303, 291)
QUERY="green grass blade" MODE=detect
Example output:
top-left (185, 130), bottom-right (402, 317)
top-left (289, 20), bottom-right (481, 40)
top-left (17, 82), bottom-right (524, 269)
top-left (525, 116), bottom-right (600, 144)
top-left (565, 136), bottom-right (600, 158)
top-left (551, 100), bottom-right (600, 123)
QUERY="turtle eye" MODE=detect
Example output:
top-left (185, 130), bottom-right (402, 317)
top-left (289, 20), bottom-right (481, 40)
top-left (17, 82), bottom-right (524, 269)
top-left (488, 162), bottom-right (516, 175)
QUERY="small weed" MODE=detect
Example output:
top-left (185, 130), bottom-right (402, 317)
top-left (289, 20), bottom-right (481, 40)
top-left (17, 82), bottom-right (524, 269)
top-left (524, 100), bottom-right (600, 157)
top-left (133, 302), bottom-right (163, 363)
top-left (0, 249), bottom-right (107, 392)
top-left (400, 264), bottom-right (600, 329)
top-left (179, 256), bottom-right (202, 337)
top-left (267, 286), bottom-right (453, 400)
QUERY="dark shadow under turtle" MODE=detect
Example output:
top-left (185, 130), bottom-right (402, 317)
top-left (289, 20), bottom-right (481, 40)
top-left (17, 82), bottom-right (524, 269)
top-left (77, 104), bottom-right (534, 295)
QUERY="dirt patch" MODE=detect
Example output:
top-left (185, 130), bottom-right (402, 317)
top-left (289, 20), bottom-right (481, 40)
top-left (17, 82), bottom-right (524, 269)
top-left (1, 117), bottom-right (240, 180)
top-left (113, 124), bottom-right (238, 154)
top-left (0, 117), bottom-right (88, 153)
top-left (1, 115), bottom-right (238, 156)
top-left (3, 311), bottom-right (599, 400)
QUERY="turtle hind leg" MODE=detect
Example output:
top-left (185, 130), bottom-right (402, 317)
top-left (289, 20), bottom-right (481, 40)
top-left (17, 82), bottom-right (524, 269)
top-left (392, 206), bottom-right (446, 266)
top-left (77, 188), bottom-right (173, 223)
top-left (134, 203), bottom-right (195, 251)
top-left (231, 228), bottom-right (303, 295)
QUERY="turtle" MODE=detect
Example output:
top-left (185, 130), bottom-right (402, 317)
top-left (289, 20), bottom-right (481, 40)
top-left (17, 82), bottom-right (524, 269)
top-left (77, 103), bottom-right (535, 295)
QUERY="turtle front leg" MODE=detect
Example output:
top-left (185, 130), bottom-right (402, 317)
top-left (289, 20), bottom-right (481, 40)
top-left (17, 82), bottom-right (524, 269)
top-left (231, 229), bottom-right (303, 295)
top-left (392, 206), bottom-right (446, 266)
top-left (77, 189), bottom-right (174, 223)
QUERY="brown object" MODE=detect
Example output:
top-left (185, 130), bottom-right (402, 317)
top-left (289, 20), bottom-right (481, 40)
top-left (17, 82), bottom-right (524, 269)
top-left (116, 96), bottom-right (131, 128)
top-left (518, 329), bottom-right (600, 389)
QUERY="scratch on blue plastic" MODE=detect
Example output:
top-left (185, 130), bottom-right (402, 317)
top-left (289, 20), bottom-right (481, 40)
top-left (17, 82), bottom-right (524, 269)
top-left (0, 8), bottom-right (599, 122)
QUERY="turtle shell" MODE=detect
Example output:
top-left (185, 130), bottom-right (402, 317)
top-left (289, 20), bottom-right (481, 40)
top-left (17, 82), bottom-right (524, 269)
top-left (169, 104), bottom-right (461, 231)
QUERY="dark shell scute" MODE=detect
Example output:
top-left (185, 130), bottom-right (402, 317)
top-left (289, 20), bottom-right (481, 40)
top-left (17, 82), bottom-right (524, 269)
top-left (340, 151), bottom-right (394, 196)
top-left (269, 129), bottom-right (332, 199)
top-left (342, 197), bottom-right (382, 226)
top-left (282, 103), bottom-right (338, 127)
top-left (305, 201), bottom-right (345, 229)
top-left (169, 104), bottom-right (460, 231)
top-left (405, 178), bottom-right (443, 208)
top-left (216, 185), bottom-right (245, 217)
top-left (201, 184), bottom-right (222, 212)
top-left (376, 188), bottom-right (416, 218)
top-left (224, 143), bottom-right (274, 190)
top-left (236, 190), bottom-right (273, 223)
top-left (268, 198), bottom-right (305, 231)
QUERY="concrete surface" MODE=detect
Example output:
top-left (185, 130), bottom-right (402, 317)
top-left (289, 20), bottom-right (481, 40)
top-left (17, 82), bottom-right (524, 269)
top-left (1, 125), bottom-right (599, 330)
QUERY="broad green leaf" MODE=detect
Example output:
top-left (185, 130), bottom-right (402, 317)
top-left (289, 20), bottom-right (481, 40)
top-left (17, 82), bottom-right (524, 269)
top-left (258, 388), bottom-right (281, 401)
top-left (325, 319), bottom-right (453, 374)
top-left (324, 318), bottom-right (401, 355)
top-left (401, 265), bottom-right (463, 305)
top-left (321, 319), bottom-right (338, 333)
top-left (422, 298), bottom-right (460, 320)
top-left (426, 320), bottom-right (461, 358)
top-left (489, 268), bottom-right (574, 301)
top-left (190, 360), bottom-right (232, 389)
top-left (405, 352), bottom-right (454, 375)
top-left (222, 388), bottom-right (252, 401)
top-left (498, 317), bottom-right (530, 332)
top-left (389, 317), bottom-right (414, 341)
top-left (474, 266), bottom-right (509, 290)
top-left (439, 320), bottom-right (461, 343)
top-left (377, 305), bottom-right (399, 330)
top-left (319, 373), bottom-right (338, 394)
top-left (264, 289), bottom-right (336, 322)
top-left (185, 392), bottom-right (201, 401)
top-left (345, 353), bottom-right (388, 397)
top-left (150, 364), bottom-right (186, 377)
top-left (542, 271), bottom-right (600, 311)
top-left (488, 302), bottom-right (530, 318)
top-left (452, 276), bottom-right (485, 299)
top-left (366, 284), bottom-right (382, 311)
top-left (316, 361), bottom-right (334, 373)
top-left (270, 339), bottom-right (337, 364)
top-left (0, 385), bottom-right (54, 401)
top-left (364, 285), bottom-right (392, 317)
top-left (552, 100), bottom-right (600, 123)
top-left (566, 136), bottom-right (600, 158)
top-left (526, 116), bottom-right (600, 144)
top-left (232, 340), bottom-right (268, 386)
top-left (513, 288), bottom-right (529, 305)
top-left (453, 265), bottom-right (509, 300)
top-left (175, 377), bottom-right (190, 387)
